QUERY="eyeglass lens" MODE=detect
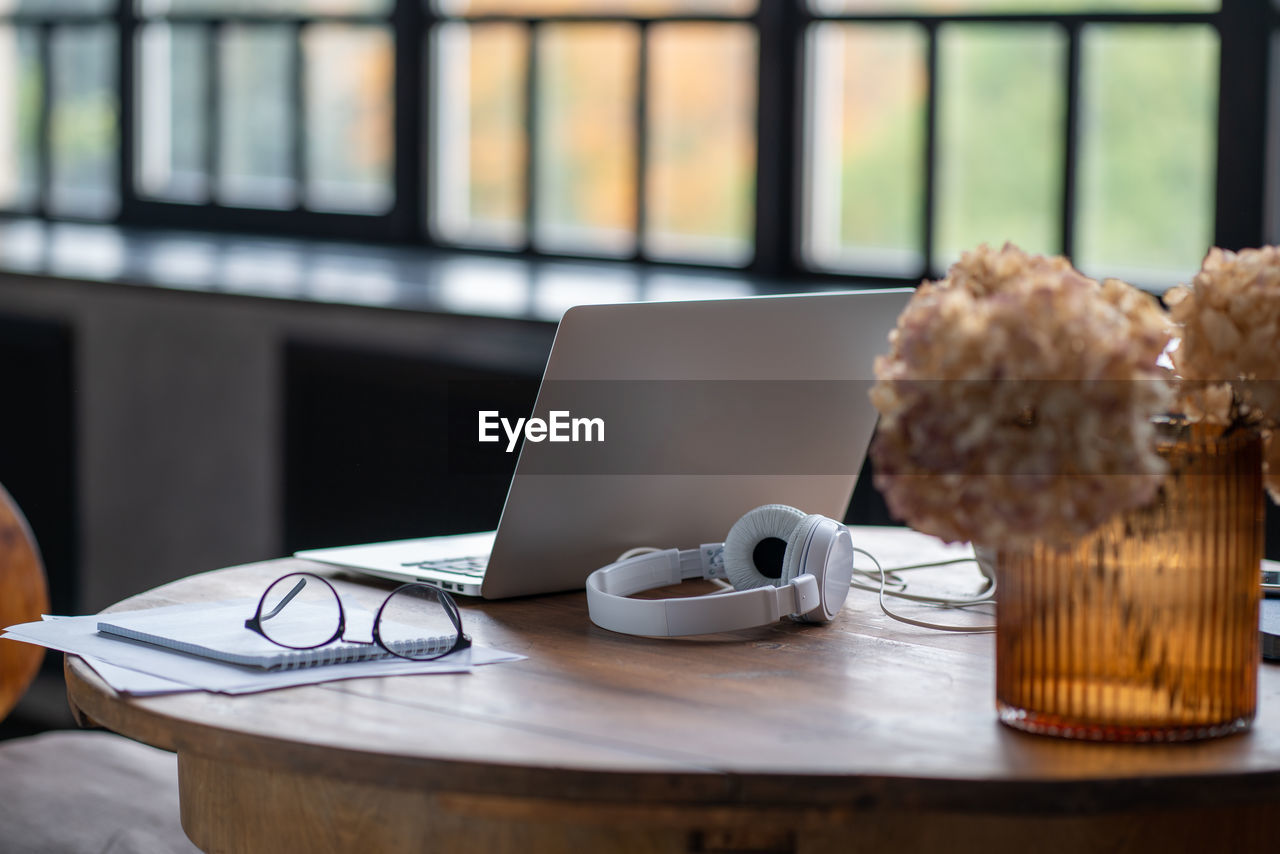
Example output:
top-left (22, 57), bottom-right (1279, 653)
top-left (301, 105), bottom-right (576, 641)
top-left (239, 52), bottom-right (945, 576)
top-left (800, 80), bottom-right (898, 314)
top-left (376, 585), bottom-right (463, 661)
top-left (257, 574), bottom-right (343, 649)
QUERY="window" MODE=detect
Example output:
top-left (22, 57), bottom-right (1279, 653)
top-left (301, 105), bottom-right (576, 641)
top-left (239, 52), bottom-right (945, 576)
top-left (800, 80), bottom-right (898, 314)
top-left (803, 1), bottom-right (1223, 284)
top-left (0, 1), bottom-right (1273, 288)
top-left (429, 1), bottom-right (759, 265)
top-left (136, 0), bottom-right (395, 213)
top-left (0, 0), bottom-right (119, 219)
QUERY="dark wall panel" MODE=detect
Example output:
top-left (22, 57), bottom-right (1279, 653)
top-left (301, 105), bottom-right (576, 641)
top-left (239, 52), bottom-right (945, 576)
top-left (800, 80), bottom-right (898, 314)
top-left (283, 341), bottom-right (541, 553)
top-left (0, 314), bottom-right (77, 613)
top-left (844, 441), bottom-right (897, 529)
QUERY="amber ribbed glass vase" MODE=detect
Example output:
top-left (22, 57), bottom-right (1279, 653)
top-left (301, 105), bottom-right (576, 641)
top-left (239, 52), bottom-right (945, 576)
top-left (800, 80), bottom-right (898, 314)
top-left (995, 421), bottom-right (1264, 741)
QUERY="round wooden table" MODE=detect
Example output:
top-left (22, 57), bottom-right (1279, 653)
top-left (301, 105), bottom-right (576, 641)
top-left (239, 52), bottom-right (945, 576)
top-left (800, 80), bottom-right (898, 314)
top-left (66, 554), bottom-right (1280, 854)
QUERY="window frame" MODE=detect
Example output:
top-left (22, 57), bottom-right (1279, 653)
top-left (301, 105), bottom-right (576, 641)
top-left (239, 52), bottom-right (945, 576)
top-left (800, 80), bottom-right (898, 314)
top-left (0, 0), bottom-right (1272, 285)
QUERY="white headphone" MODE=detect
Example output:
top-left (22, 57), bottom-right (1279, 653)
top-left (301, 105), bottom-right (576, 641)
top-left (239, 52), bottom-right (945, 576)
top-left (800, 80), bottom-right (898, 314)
top-left (586, 504), bottom-right (854, 637)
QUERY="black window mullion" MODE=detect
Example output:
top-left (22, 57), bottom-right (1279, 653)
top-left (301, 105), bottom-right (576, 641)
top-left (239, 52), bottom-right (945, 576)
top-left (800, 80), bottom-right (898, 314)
top-left (633, 19), bottom-right (649, 262)
top-left (206, 20), bottom-right (222, 204)
top-left (36, 21), bottom-right (52, 218)
top-left (922, 22), bottom-right (938, 276)
top-left (1215, 0), bottom-right (1270, 250)
top-left (1061, 21), bottom-right (1081, 260)
top-left (523, 20), bottom-right (540, 252)
top-left (117, 0), bottom-right (137, 220)
top-left (752, 0), bottom-right (803, 277)
top-left (291, 21), bottom-right (306, 211)
top-left (395, 0), bottom-right (428, 239)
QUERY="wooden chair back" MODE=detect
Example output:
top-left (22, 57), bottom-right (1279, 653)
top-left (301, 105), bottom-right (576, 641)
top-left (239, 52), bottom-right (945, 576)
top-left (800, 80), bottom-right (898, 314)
top-left (0, 483), bottom-right (49, 720)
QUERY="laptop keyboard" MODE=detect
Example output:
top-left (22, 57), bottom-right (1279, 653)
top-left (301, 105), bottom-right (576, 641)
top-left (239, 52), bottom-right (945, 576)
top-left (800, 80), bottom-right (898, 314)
top-left (400, 555), bottom-right (489, 578)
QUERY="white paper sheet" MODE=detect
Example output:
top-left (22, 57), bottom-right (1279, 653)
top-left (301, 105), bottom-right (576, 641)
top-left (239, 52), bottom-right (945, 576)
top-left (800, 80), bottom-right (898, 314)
top-left (2, 602), bottom-right (523, 695)
top-left (79, 657), bottom-right (199, 696)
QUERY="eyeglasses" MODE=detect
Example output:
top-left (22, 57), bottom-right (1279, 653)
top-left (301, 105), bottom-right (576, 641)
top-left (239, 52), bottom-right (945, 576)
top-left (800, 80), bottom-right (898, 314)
top-left (244, 572), bottom-right (470, 662)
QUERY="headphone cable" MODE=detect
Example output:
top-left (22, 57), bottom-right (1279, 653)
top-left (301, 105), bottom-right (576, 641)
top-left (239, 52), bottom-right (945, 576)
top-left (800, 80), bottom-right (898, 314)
top-left (852, 547), bottom-right (997, 634)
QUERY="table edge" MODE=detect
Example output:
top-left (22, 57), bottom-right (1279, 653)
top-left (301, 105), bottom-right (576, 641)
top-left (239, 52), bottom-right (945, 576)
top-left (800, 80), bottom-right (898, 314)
top-left (64, 652), bottom-right (1280, 815)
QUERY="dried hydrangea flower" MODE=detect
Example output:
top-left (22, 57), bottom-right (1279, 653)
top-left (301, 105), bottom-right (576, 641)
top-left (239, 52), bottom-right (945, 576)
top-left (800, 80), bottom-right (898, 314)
top-left (871, 244), bottom-right (1173, 548)
top-left (1166, 247), bottom-right (1280, 500)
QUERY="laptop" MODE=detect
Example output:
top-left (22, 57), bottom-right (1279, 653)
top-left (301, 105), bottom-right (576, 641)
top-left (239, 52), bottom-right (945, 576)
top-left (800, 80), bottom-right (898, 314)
top-left (295, 289), bottom-right (913, 598)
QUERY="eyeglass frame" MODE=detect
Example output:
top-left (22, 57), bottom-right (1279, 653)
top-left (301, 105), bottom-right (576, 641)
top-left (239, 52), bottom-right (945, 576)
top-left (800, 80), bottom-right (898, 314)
top-left (244, 572), bottom-right (471, 661)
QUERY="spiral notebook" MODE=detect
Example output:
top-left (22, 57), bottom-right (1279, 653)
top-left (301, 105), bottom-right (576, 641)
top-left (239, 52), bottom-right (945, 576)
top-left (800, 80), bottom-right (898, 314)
top-left (97, 600), bottom-right (449, 671)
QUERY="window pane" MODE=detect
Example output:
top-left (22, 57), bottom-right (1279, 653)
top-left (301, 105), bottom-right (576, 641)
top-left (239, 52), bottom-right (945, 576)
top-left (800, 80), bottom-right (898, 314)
top-left (49, 25), bottom-right (118, 218)
top-left (0, 26), bottom-right (39, 210)
top-left (304, 24), bottom-right (393, 213)
top-left (647, 23), bottom-right (755, 265)
top-left (804, 23), bottom-right (925, 275)
top-left (139, 0), bottom-right (391, 15)
top-left (1075, 25), bottom-right (1217, 283)
top-left (534, 23), bottom-right (636, 255)
top-left (137, 23), bottom-right (208, 202)
top-left (439, 1), bottom-right (756, 15)
top-left (431, 22), bottom-right (527, 246)
top-left (810, 1), bottom-right (1217, 12)
top-left (935, 25), bottom-right (1065, 270)
top-left (0, 0), bottom-right (112, 14)
top-left (219, 25), bottom-right (294, 208)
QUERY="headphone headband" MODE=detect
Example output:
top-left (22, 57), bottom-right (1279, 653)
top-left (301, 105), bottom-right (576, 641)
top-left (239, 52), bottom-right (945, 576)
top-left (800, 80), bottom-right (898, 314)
top-left (586, 507), bottom-right (853, 637)
top-left (586, 546), bottom-right (822, 637)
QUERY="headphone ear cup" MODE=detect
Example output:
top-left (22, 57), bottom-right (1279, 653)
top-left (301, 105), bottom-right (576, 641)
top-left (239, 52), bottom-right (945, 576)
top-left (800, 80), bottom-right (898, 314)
top-left (780, 514), bottom-right (827, 585)
top-left (722, 504), bottom-right (807, 591)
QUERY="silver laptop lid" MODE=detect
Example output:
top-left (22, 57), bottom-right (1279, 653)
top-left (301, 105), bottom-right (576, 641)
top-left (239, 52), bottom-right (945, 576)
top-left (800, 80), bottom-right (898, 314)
top-left (480, 288), bottom-right (913, 598)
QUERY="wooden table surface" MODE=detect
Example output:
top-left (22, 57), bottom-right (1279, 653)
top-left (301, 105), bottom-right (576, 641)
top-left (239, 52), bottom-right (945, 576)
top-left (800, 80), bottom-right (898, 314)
top-left (65, 546), bottom-right (1280, 854)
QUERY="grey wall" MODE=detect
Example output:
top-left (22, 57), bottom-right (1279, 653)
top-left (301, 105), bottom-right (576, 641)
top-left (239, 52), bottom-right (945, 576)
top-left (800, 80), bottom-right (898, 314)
top-left (0, 273), bottom-right (553, 612)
